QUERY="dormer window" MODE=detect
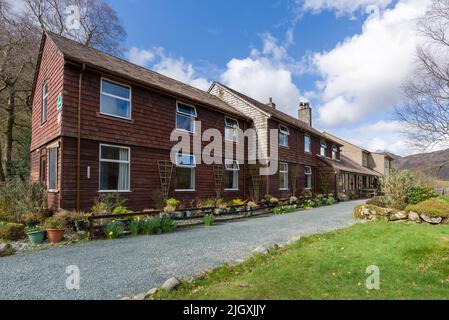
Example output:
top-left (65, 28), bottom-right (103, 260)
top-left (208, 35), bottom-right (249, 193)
top-left (320, 140), bottom-right (327, 157)
top-left (279, 125), bottom-right (289, 147)
top-left (225, 117), bottom-right (239, 142)
top-left (176, 102), bottom-right (197, 133)
top-left (332, 146), bottom-right (338, 159)
top-left (363, 152), bottom-right (369, 167)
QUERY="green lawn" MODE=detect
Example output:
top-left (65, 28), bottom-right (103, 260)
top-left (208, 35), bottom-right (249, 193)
top-left (153, 222), bottom-right (449, 300)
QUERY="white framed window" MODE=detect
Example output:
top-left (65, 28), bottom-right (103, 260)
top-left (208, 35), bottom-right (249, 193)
top-left (100, 78), bottom-right (131, 119)
top-left (305, 166), bottom-right (312, 190)
top-left (279, 125), bottom-right (289, 147)
top-left (279, 162), bottom-right (289, 190)
top-left (304, 134), bottom-right (311, 153)
top-left (224, 160), bottom-right (239, 190)
top-left (48, 147), bottom-right (57, 191)
top-left (332, 145), bottom-right (338, 160)
top-left (176, 102), bottom-right (197, 133)
top-left (175, 153), bottom-right (196, 191)
top-left (320, 140), bottom-right (327, 157)
top-left (99, 144), bottom-right (130, 192)
top-left (225, 117), bottom-right (239, 142)
top-left (42, 81), bottom-right (49, 123)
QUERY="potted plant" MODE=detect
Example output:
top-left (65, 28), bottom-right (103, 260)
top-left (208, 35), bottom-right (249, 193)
top-left (26, 226), bottom-right (45, 245)
top-left (232, 199), bottom-right (246, 212)
top-left (214, 199), bottom-right (227, 215)
top-left (269, 197), bottom-right (279, 207)
top-left (247, 201), bottom-right (258, 217)
top-left (23, 213), bottom-right (41, 228)
top-left (43, 216), bottom-right (67, 243)
top-left (289, 196), bottom-right (298, 206)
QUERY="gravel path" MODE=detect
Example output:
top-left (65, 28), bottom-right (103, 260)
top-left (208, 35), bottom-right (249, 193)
top-left (0, 200), bottom-right (363, 300)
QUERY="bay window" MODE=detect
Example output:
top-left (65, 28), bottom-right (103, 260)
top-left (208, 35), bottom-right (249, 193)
top-left (99, 144), bottom-right (130, 192)
top-left (279, 125), bottom-right (289, 147)
top-left (279, 162), bottom-right (289, 190)
top-left (224, 160), bottom-right (239, 190)
top-left (100, 79), bottom-right (131, 119)
top-left (176, 102), bottom-right (197, 133)
top-left (175, 153), bottom-right (196, 190)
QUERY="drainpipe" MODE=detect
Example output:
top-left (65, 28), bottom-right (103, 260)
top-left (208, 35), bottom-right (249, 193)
top-left (76, 64), bottom-right (86, 212)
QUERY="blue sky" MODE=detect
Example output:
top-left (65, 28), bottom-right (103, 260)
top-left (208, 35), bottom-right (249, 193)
top-left (107, 0), bottom-right (431, 156)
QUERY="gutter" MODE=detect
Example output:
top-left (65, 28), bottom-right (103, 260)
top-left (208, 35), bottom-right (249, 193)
top-left (77, 64), bottom-right (86, 212)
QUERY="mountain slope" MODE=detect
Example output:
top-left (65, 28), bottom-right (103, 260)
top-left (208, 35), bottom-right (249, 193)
top-left (393, 148), bottom-right (449, 180)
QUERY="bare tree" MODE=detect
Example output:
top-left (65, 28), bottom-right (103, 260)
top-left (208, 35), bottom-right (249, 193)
top-left (24, 0), bottom-right (126, 55)
top-left (396, 0), bottom-right (449, 150)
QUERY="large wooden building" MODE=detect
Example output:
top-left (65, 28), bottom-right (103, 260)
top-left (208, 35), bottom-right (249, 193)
top-left (30, 32), bottom-right (381, 212)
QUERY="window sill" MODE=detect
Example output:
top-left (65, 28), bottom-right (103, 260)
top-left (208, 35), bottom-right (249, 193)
top-left (279, 188), bottom-right (289, 191)
top-left (279, 145), bottom-right (289, 149)
top-left (98, 190), bottom-right (132, 193)
top-left (175, 189), bottom-right (196, 192)
top-left (47, 189), bottom-right (59, 194)
top-left (225, 188), bottom-right (239, 192)
top-left (97, 112), bottom-right (134, 123)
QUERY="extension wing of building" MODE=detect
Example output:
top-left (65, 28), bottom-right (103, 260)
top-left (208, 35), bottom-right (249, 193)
top-left (30, 32), bottom-right (386, 212)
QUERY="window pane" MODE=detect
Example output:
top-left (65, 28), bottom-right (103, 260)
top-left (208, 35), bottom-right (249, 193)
top-left (102, 80), bottom-right (130, 99)
top-left (176, 154), bottom-right (195, 167)
top-left (304, 135), bottom-right (311, 152)
top-left (176, 167), bottom-right (194, 189)
top-left (224, 170), bottom-right (238, 189)
top-left (177, 103), bottom-right (196, 116)
top-left (48, 148), bottom-right (57, 190)
top-left (176, 113), bottom-right (194, 132)
top-left (101, 146), bottom-right (129, 161)
top-left (100, 94), bottom-right (130, 118)
top-left (100, 162), bottom-right (119, 190)
top-left (280, 133), bottom-right (288, 146)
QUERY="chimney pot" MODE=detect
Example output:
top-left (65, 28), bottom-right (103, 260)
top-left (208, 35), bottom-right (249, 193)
top-left (266, 97), bottom-right (276, 109)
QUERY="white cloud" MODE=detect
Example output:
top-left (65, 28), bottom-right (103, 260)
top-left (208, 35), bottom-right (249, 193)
top-left (302, 0), bottom-right (393, 15)
top-left (312, 0), bottom-right (431, 127)
top-left (126, 47), bottom-right (210, 90)
top-left (126, 47), bottom-right (155, 66)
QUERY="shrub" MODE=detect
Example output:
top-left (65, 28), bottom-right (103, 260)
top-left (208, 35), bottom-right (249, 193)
top-left (302, 189), bottom-right (313, 199)
top-left (0, 180), bottom-right (48, 222)
top-left (160, 216), bottom-right (176, 233)
top-left (324, 196), bottom-right (336, 206)
top-left (112, 205), bottom-right (132, 215)
top-left (0, 223), bottom-right (26, 241)
top-left (263, 194), bottom-right (273, 202)
top-left (200, 198), bottom-right (215, 208)
top-left (232, 198), bottom-right (246, 206)
top-left (303, 199), bottom-right (318, 209)
top-left (405, 198), bottom-right (449, 218)
top-left (439, 195), bottom-right (449, 203)
top-left (406, 186), bottom-right (438, 205)
top-left (103, 221), bottom-right (123, 240)
top-left (204, 213), bottom-right (215, 227)
top-left (43, 216), bottom-right (67, 229)
top-left (380, 169), bottom-right (414, 209)
top-left (166, 198), bottom-right (180, 208)
top-left (129, 219), bottom-right (143, 236)
top-left (366, 196), bottom-right (388, 207)
top-left (269, 197), bottom-right (279, 205)
top-left (273, 205), bottom-right (296, 215)
top-left (337, 193), bottom-right (349, 201)
top-left (289, 196), bottom-right (298, 204)
top-left (142, 217), bottom-right (162, 235)
top-left (92, 193), bottom-right (126, 214)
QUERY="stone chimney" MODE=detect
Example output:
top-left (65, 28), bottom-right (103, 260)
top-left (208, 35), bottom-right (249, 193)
top-left (298, 102), bottom-right (312, 126)
top-left (266, 97), bottom-right (276, 109)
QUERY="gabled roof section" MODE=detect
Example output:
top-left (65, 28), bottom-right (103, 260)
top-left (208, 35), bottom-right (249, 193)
top-left (210, 82), bottom-right (342, 145)
top-left (44, 32), bottom-right (248, 120)
top-left (318, 155), bottom-right (382, 176)
top-left (322, 131), bottom-right (370, 153)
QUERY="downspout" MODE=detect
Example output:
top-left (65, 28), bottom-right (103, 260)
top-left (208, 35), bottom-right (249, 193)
top-left (76, 64), bottom-right (86, 212)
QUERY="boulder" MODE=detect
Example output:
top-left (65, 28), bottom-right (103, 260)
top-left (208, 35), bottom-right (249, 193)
top-left (388, 211), bottom-right (408, 221)
top-left (408, 211), bottom-right (421, 222)
top-left (287, 235), bottom-right (301, 244)
top-left (145, 288), bottom-right (158, 298)
top-left (161, 277), bottom-right (180, 291)
top-left (252, 246), bottom-right (268, 255)
top-left (132, 293), bottom-right (146, 300)
top-left (266, 243), bottom-right (279, 253)
top-left (0, 243), bottom-right (13, 257)
top-left (420, 214), bottom-right (443, 225)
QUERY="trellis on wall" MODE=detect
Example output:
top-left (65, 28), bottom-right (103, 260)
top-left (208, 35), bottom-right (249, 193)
top-left (157, 160), bottom-right (174, 200)
top-left (213, 164), bottom-right (224, 199)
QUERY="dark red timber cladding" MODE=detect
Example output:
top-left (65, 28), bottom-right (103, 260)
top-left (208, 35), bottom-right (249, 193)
top-left (60, 66), bottom-right (248, 211)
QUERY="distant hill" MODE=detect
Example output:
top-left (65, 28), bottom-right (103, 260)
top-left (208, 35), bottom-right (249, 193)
top-left (391, 148), bottom-right (449, 181)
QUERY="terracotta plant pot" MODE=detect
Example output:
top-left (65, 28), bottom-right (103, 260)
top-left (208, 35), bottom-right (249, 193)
top-left (46, 229), bottom-right (65, 243)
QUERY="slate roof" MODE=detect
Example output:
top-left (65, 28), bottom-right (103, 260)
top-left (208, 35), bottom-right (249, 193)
top-left (45, 32), bottom-right (248, 120)
top-left (318, 155), bottom-right (382, 176)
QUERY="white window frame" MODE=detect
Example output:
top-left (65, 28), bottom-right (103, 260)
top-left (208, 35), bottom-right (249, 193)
top-left (176, 101), bottom-right (197, 134)
top-left (320, 140), bottom-right (327, 157)
top-left (304, 134), bottom-right (311, 153)
top-left (224, 117), bottom-right (239, 142)
top-left (279, 125), bottom-right (290, 147)
top-left (279, 162), bottom-right (289, 190)
top-left (175, 153), bottom-right (196, 191)
top-left (99, 144), bottom-right (131, 192)
top-left (47, 146), bottom-right (58, 192)
top-left (41, 81), bottom-right (49, 124)
top-left (100, 78), bottom-right (132, 120)
top-left (332, 145), bottom-right (338, 160)
top-left (224, 159), bottom-right (239, 191)
top-left (305, 166), bottom-right (312, 190)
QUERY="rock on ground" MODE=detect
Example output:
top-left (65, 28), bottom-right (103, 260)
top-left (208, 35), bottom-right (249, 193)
top-left (408, 211), bottom-right (421, 222)
top-left (420, 214), bottom-right (443, 225)
top-left (161, 277), bottom-right (180, 291)
top-left (388, 211), bottom-right (408, 221)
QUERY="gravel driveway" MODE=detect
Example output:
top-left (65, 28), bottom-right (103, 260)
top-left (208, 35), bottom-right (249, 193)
top-left (0, 200), bottom-right (363, 300)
